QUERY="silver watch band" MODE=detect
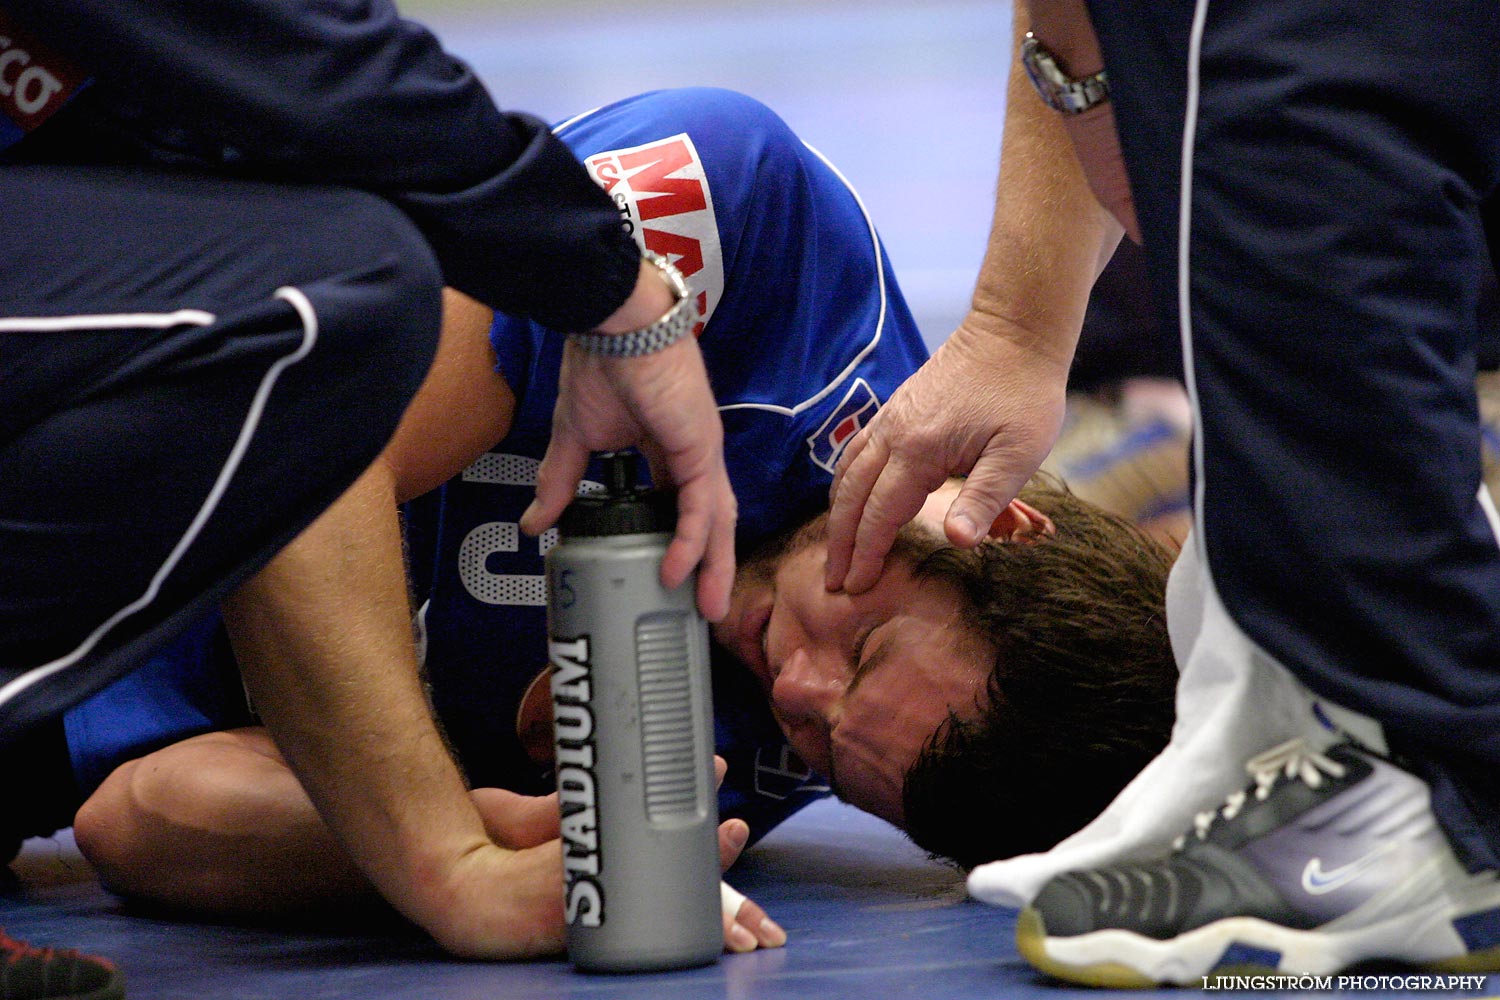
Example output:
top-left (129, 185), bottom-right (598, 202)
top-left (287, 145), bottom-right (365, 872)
top-left (568, 251), bottom-right (699, 358)
top-left (1021, 32), bottom-right (1111, 115)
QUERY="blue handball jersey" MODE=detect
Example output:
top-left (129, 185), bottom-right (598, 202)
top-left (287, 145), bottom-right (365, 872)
top-left (64, 88), bottom-right (930, 841)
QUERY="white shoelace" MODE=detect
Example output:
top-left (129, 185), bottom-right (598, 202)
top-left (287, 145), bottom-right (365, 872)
top-left (1174, 739), bottom-right (1348, 849)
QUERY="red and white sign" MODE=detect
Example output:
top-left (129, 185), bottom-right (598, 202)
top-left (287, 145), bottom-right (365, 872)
top-left (0, 8), bottom-right (88, 140)
top-left (585, 133), bottom-right (724, 337)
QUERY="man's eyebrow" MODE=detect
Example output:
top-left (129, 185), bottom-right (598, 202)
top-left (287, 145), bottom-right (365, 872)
top-left (845, 623), bottom-right (896, 696)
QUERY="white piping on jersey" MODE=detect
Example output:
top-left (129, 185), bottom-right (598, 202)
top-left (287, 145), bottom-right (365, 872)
top-left (1180, 0), bottom-right (1211, 549)
top-left (0, 288), bottom-right (318, 716)
top-left (553, 106), bottom-right (889, 421)
top-left (717, 140), bottom-right (888, 419)
top-left (553, 106), bottom-right (604, 135)
top-left (0, 309), bottom-right (216, 332)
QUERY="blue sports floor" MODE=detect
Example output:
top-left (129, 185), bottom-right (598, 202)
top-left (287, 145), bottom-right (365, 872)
top-left (6, 3), bottom-right (1497, 998)
top-left (7, 800), bottom-right (1497, 999)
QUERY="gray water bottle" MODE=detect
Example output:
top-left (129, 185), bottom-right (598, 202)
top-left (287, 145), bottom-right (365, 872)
top-left (544, 451), bottom-right (722, 973)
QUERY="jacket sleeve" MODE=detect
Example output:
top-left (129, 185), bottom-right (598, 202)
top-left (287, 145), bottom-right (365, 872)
top-left (10, 0), bottom-right (640, 331)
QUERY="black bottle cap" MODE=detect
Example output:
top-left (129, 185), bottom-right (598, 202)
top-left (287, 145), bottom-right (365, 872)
top-left (558, 451), bottom-right (677, 538)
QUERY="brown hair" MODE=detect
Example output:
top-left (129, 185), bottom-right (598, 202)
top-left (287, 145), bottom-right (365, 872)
top-left (900, 475), bottom-right (1177, 869)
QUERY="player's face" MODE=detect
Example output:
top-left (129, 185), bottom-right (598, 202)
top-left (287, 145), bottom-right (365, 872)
top-left (712, 508), bottom-right (990, 827)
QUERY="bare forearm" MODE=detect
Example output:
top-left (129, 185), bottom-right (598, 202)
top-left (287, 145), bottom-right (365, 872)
top-left (964, 0), bottom-right (1123, 363)
top-left (221, 458), bottom-right (490, 939)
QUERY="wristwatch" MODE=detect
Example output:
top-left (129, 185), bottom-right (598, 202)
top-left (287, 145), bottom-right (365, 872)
top-left (1020, 31), bottom-right (1111, 115)
top-left (567, 251), bottom-right (699, 358)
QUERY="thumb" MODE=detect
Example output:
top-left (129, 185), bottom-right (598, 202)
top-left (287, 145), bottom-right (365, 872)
top-left (943, 453), bottom-right (1033, 548)
top-left (471, 787), bottom-right (561, 848)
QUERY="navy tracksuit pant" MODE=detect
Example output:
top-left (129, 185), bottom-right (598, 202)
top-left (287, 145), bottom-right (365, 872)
top-left (0, 163), bottom-right (441, 740)
top-left (1088, 0), bottom-right (1500, 869)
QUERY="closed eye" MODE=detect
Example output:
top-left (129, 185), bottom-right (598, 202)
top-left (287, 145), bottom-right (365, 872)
top-left (848, 620), bottom-right (889, 692)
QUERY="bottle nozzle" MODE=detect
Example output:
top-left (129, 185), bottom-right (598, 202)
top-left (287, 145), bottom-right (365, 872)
top-left (559, 450), bottom-right (672, 537)
top-left (600, 451), bottom-right (641, 498)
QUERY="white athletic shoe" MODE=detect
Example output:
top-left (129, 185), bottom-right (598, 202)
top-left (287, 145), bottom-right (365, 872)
top-left (1016, 741), bottom-right (1500, 987)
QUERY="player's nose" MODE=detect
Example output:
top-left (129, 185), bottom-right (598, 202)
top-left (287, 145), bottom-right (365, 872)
top-left (770, 647), bottom-right (844, 724)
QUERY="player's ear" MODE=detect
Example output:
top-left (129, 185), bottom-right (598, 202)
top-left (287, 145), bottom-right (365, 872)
top-left (987, 499), bottom-right (1055, 544)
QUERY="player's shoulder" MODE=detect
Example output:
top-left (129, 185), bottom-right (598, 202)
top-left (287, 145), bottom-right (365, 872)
top-left (556, 88), bottom-right (798, 157)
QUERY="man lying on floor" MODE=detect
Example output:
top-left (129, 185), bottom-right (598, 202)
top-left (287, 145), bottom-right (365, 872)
top-left (3, 88), bottom-right (1178, 952)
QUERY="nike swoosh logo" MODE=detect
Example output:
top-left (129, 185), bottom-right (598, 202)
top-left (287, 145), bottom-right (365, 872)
top-left (1301, 843), bottom-right (1398, 895)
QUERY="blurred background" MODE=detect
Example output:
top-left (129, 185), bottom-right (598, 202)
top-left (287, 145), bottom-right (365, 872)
top-left (399, 0), bottom-right (1014, 351)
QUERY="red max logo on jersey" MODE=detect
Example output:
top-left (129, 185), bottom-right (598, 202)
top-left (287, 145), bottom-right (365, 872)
top-left (585, 133), bottom-right (725, 337)
top-left (0, 8), bottom-right (89, 135)
top-left (807, 379), bottom-right (880, 473)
